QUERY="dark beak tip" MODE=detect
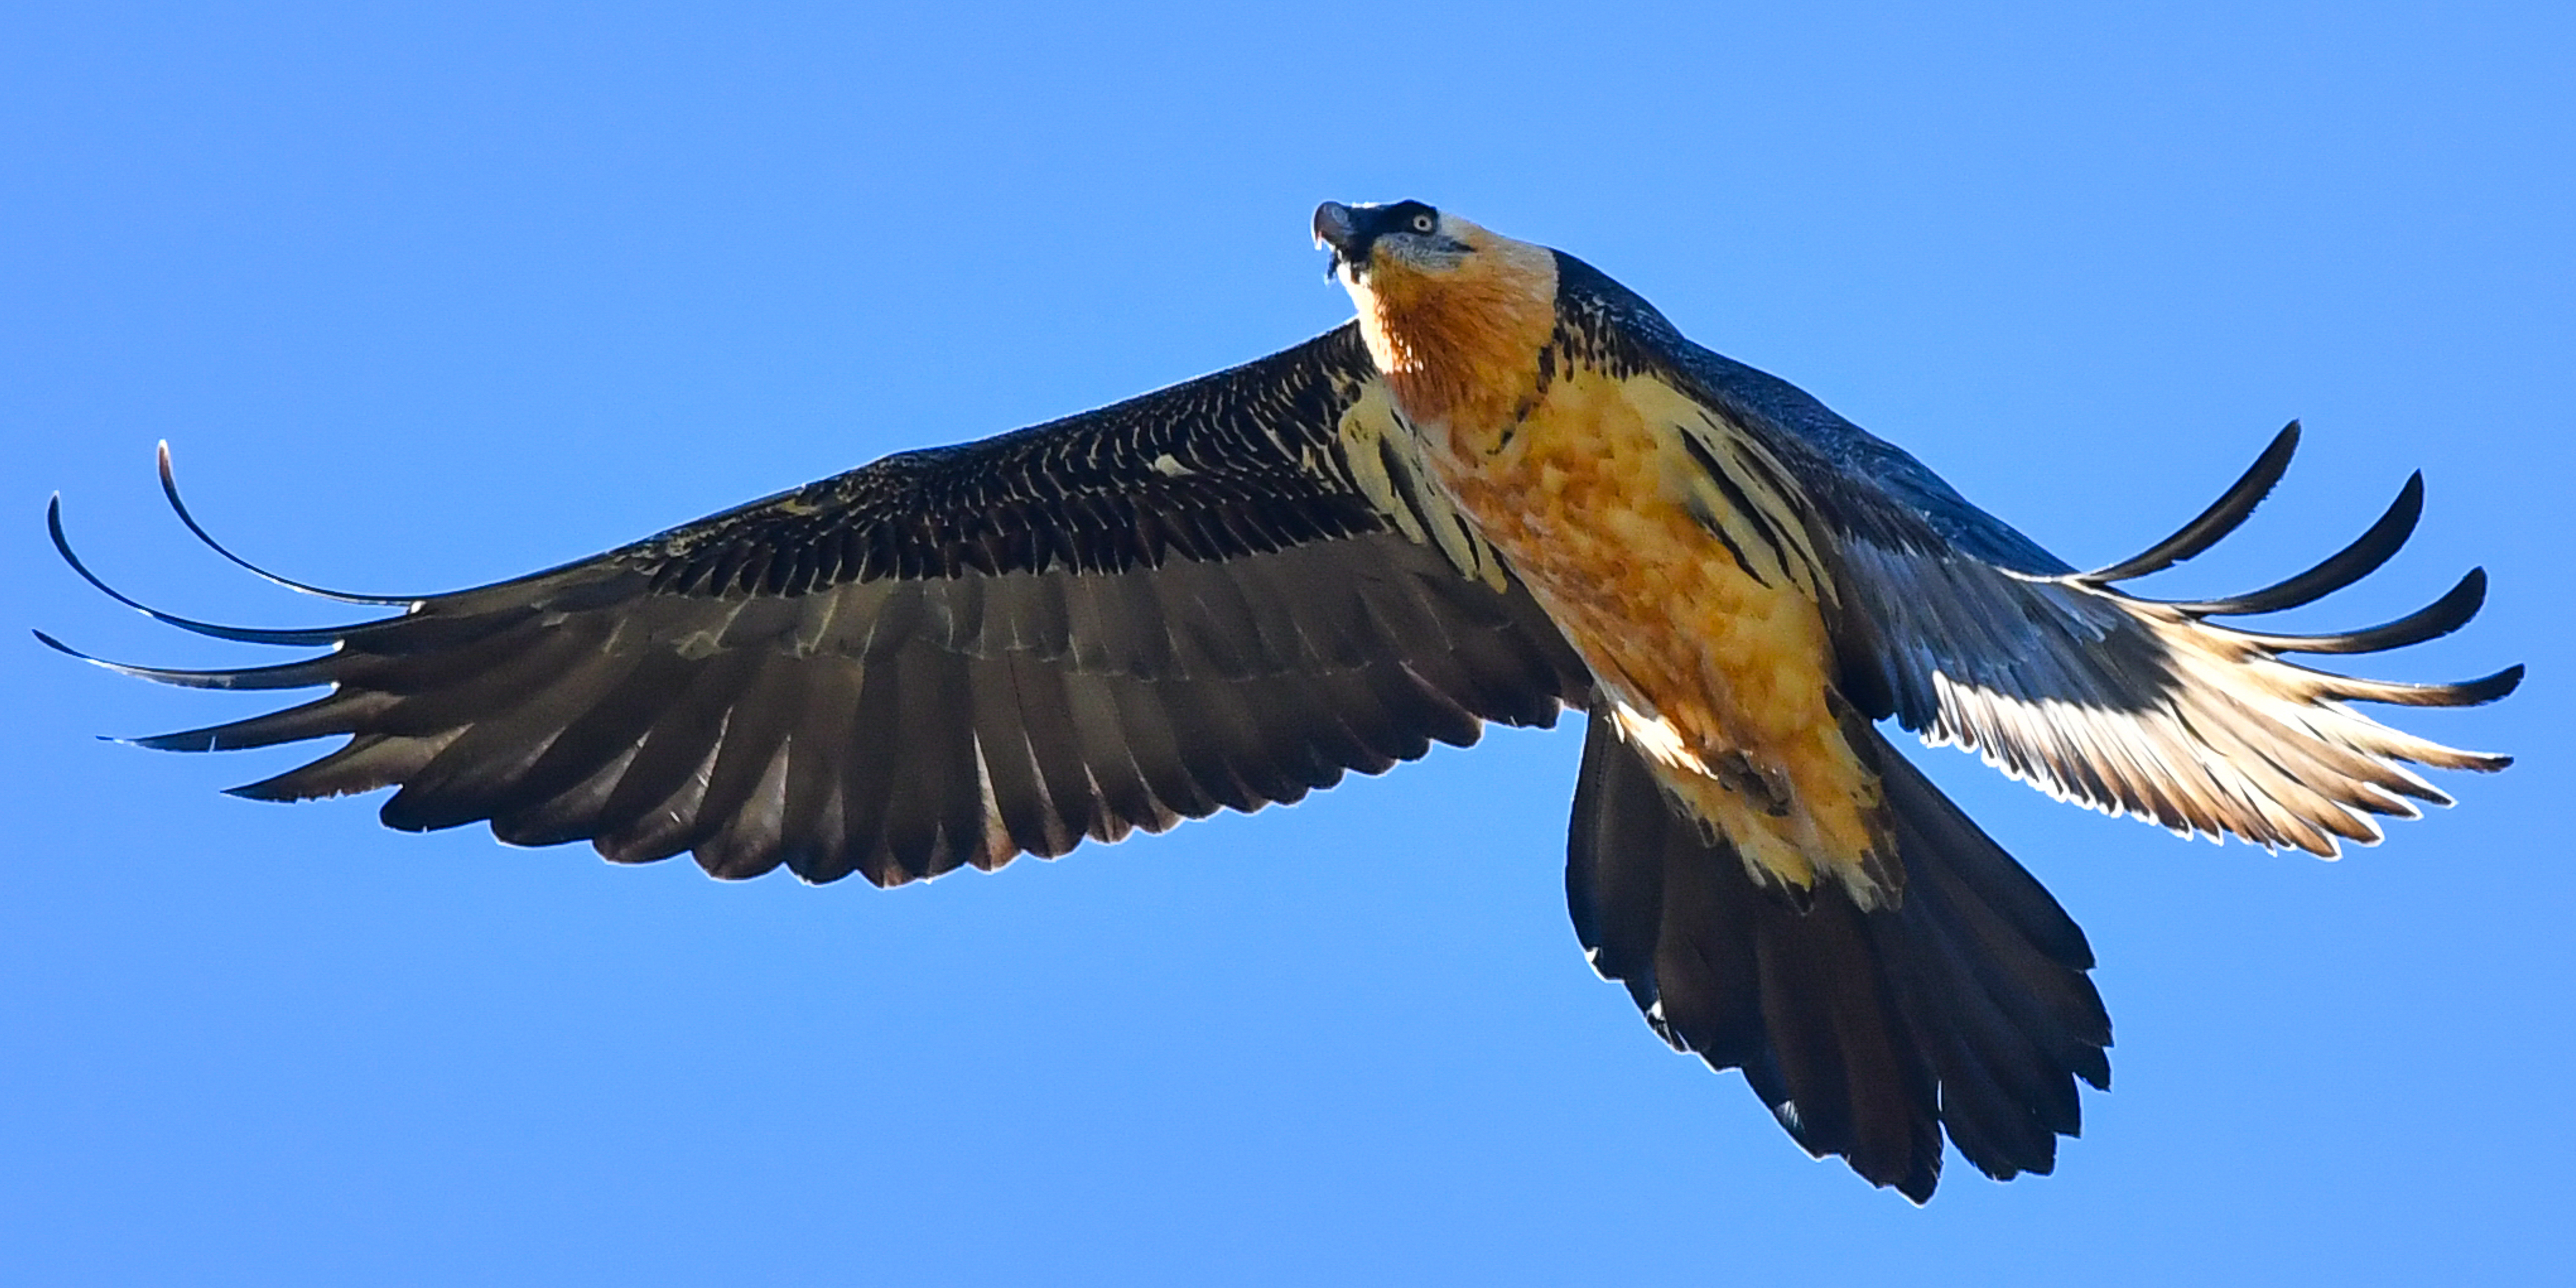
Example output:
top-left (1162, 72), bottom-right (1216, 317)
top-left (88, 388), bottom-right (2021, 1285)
top-left (1313, 201), bottom-right (1358, 251)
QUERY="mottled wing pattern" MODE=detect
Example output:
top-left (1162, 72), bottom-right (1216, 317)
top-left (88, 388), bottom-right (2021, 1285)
top-left (50, 325), bottom-right (1590, 886)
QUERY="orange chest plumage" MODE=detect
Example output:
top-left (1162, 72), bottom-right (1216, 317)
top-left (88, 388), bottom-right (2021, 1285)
top-left (1396, 356), bottom-right (1896, 903)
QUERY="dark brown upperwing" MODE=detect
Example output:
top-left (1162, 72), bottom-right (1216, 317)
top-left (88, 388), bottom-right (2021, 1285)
top-left (51, 325), bottom-right (1592, 886)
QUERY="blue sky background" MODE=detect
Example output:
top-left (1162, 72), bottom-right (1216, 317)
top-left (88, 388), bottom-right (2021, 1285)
top-left (6, 2), bottom-right (2570, 1283)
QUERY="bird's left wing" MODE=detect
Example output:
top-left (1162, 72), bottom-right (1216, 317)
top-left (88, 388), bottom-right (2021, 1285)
top-left (1671, 334), bottom-right (2517, 854)
top-left (48, 324), bottom-right (1590, 886)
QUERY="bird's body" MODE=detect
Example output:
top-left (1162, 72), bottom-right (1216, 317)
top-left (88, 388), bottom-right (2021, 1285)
top-left (48, 200), bottom-right (2517, 1202)
top-left (1345, 216), bottom-right (1882, 901)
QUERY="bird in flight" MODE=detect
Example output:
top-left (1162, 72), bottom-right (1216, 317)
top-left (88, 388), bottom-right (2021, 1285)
top-left (46, 200), bottom-right (2517, 1201)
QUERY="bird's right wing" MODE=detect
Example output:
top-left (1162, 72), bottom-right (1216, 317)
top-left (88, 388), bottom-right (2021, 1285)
top-left (1613, 300), bottom-right (2517, 857)
top-left (49, 324), bottom-right (1592, 886)
top-left (1810, 423), bottom-right (2519, 855)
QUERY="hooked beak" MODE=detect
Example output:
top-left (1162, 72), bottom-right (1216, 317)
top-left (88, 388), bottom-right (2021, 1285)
top-left (1313, 201), bottom-right (1366, 274)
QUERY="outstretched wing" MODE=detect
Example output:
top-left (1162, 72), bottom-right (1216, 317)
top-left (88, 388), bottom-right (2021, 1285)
top-left (1670, 330), bottom-right (2518, 854)
top-left (1547, 261), bottom-right (2514, 859)
top-left (1818, 423), bottom-right (2518, 853)
top-left (48, 324), bottom-right (1591, 886)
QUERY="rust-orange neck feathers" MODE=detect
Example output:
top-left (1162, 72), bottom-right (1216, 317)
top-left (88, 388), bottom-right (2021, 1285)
top-left (1349, 229), bottom-right (1559, 431)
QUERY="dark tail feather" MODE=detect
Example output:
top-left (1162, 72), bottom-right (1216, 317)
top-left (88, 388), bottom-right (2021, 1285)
top-left (1566, 712), bottom-right (2111, 1202)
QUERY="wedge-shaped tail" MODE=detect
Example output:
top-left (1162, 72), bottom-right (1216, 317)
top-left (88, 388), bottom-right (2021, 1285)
top-left (1568, 712), bottom-right (2112, 1203)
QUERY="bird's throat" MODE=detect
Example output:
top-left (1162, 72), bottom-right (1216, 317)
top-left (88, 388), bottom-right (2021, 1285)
top-left (1349, 244), bottom-right (1559, 433)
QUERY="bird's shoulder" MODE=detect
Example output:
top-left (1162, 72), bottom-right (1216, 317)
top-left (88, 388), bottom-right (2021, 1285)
top-left (1548, 250), bottom-right (2068, 576)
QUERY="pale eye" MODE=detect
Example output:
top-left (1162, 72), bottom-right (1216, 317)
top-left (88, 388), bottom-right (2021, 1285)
top-left (1410, 213), bottom-right (1436, 234)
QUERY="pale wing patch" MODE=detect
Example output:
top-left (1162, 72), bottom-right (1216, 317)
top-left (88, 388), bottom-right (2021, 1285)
top-left (1917, 582), bottom-right (2493, 855)
top-left (1834, 443), bottom-right (2516, 860)
top-left (1330, 379), bottom-right (1511, 591)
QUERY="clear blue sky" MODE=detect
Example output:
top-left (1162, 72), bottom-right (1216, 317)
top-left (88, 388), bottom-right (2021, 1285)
top-left (6, 2), bottom-right (2569, 1284)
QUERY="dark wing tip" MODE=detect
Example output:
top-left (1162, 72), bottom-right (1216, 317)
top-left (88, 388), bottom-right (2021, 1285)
top-left (156, 442), bottom-right (421, 606)
top-left (2080, 420), bottom-right (2300, 585)
top-left (222, 780), bottom-right (307, 803)
top-left (31, 627), bottom-right (344, 692)
top-left (2243, 567), bottom-right (2489, 657)
top-left (2380, 663), bottom-right (2530, 710)
top-left (48, 490), bottom-right (374, 647)
top-left (2173, 470), bottom-right (2426, 617)
top-left (2481, 663), bottom-right (2529, 704)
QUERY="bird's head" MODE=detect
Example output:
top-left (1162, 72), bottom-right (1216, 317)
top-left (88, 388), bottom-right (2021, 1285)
top-left (1313, 200), bottom-right (1559, 423)
top-left (1312, 199), bottom-right (1479, 284)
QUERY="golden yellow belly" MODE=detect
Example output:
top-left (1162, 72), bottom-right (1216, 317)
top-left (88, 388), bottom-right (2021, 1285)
top-left (1419, 368), bottom-right (1893, 905)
